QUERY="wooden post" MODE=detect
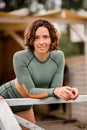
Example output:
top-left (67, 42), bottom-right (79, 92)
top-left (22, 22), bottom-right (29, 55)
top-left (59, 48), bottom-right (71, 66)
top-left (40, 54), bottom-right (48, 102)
top-left (84, 23), bottom-right (87, 90)
top-left (15, 114), bottom-right (45, 130)
top-left (0, 100), bottom-right (22, 130)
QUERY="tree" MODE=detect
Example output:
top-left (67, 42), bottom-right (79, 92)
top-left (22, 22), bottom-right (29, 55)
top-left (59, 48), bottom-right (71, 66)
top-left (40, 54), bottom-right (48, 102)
top-left (62, 0), bottom-right (83, 10)
top-left (0, 0), bottom-right (86, 12)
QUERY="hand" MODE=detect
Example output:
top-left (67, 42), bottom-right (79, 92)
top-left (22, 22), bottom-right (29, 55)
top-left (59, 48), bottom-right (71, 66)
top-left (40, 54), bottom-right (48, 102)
top-left (0, 96), bottom-right (4, 99)
top-left (54, 86), bottom-right (79, 101)
top-left (54, 86), bottom-right (75, 101)
top-left (67, 87), bottom-right (79, 100)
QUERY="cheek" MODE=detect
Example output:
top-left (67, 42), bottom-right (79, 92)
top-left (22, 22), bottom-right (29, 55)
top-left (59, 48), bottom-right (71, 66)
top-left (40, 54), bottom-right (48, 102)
top-left (33, 42), bottom-right (38, 48)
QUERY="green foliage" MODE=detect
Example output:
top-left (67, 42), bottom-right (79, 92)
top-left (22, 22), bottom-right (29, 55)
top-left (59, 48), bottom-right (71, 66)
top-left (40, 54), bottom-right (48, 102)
top-left (74, 121), bottom-right (87, 129)
top-left (0, 0), bottom-right (85, 12)
top-left (62, 0), bottom-right (83, 10)
top-left (59, 33), bottom-right (84, 57)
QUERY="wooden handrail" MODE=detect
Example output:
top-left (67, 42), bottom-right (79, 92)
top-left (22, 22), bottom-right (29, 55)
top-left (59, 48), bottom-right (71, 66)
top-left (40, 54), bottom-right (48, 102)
top-left (4, 95), bottom-right (87, 106)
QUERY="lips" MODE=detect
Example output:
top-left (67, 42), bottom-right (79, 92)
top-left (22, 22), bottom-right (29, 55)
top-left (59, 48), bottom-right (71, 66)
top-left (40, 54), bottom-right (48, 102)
top-left (38, 46), bottom-right (46, 50)
top-left (39, 48), bottom-right (45, 51)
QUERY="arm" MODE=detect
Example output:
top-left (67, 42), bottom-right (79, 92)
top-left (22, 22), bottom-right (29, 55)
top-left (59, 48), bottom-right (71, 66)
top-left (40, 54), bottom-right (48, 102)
top-left (50, 51), bottom-right (79, 100)
top-left (50, 50), bottom-right (65, 88)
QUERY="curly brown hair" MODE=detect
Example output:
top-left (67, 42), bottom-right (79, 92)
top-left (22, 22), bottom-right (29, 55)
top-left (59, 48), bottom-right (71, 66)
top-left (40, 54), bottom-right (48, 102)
top-left (24, 19), bottom-right (60, 51)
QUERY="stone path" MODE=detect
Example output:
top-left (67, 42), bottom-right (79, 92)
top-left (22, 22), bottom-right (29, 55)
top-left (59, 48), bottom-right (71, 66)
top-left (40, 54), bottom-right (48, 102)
top-left (37, 120), bottom-right (87, 130)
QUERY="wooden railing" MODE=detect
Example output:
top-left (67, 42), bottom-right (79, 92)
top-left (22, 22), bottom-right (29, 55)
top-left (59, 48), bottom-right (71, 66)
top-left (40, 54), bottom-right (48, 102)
top-left (0, 95), bottom-right (87, 130)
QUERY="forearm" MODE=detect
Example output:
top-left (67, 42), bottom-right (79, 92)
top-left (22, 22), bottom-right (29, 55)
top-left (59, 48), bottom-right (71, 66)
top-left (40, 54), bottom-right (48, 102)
top-left (15, 79), bottom-right (55, 99)
top-left (27, 87), bottom-right (55, 98)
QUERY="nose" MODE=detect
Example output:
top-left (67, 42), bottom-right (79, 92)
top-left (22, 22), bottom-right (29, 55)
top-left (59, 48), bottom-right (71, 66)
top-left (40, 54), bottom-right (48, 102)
top-left (39, 38), bottom-right (44, 44)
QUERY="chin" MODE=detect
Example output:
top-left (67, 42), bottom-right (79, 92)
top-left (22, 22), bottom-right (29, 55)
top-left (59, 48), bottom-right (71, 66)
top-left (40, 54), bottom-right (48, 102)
top-left (38, 50), bottom-right (46, 53)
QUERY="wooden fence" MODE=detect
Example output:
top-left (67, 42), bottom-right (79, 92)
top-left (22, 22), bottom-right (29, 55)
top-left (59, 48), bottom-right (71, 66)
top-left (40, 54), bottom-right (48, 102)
top-left (0, 95), bottom-right (87, 130)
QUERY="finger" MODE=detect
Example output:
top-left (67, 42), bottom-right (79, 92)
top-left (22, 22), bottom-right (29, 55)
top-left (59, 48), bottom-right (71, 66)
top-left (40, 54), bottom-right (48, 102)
top-left (71, 92), bottom-right (79, 100)
top-left (58, 90), bottom-right (71, 101)
top-left (72, 88), bottom-right (79, 96)
top-left (0, 96), bottom-right (4, 99)
top-left (63, 88), bottom-right (74, 97)
top-left (59, 89), bottom-right (70, 99)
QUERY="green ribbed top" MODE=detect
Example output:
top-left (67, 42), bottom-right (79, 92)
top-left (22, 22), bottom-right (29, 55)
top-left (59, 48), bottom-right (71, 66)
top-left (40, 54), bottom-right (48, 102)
top-left (13, 49), bottom-right (65, 98)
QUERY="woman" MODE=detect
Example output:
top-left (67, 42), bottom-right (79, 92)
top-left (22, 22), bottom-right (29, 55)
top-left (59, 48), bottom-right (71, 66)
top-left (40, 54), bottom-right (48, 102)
top-left (0, 19), bottom-right (79, 130)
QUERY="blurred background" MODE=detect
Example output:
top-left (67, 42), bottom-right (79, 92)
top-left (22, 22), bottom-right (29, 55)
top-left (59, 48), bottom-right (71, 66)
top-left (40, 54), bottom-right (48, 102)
top-left (0, 0), bottom-right (87, 13)
top-left (0, 0), bottom-right (87, 129)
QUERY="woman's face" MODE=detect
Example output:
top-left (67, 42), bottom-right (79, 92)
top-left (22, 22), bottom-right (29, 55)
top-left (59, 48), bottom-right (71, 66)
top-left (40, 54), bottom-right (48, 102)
top-left (33, 26), bottom-right (51, 54)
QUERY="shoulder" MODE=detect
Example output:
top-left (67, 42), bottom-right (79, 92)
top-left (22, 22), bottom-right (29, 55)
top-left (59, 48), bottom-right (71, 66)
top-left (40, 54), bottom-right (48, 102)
top-left (50, 50), bottom-right (65, 65)
top-left (51, 50), bottom-right (64, 60)
top-left (13, 49), bottom-right (33, 62)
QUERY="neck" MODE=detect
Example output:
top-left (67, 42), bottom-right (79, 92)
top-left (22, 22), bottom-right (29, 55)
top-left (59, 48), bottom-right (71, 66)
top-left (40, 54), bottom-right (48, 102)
top-left (34, 51), bottom-right (50, 62)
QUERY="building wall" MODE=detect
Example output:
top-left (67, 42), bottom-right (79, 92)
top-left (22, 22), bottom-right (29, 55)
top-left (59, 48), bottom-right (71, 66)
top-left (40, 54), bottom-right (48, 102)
top-left (0, 39), bottom-right (4, 85)
top-left (66, 55), bottom-right (87, 122)
top-left (0, 35), bottom-right (23, 85)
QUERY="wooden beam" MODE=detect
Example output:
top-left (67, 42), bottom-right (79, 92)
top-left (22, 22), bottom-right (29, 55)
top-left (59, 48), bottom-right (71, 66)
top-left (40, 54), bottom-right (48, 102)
top-left (84, 23), bottom-right (87, 89)
top-left (7, 30), bottom-right (25, 49)
top-left (15, 115), bottom-right (45, 130)
top-left (0, 23), bottom-right (27, 31)
top-left (5, 95), bottom-right (87, 106)
top-left (0, 100), bottom-right (21, 130)
top-left (0, 17), bottom-right (86, 24)
top-left (70, 24), bottom-right (86, 43)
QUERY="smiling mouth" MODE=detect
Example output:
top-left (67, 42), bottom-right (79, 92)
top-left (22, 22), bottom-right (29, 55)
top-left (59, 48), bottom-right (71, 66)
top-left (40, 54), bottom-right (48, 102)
top-left (39, 47), bottom-right (46, 50)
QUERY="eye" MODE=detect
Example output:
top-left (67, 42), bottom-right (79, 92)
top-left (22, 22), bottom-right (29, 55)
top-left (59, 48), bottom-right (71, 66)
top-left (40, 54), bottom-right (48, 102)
top-left (43, 35), bottom-right (50, 39)
top-left (34, 36), bottom-right (39, 40)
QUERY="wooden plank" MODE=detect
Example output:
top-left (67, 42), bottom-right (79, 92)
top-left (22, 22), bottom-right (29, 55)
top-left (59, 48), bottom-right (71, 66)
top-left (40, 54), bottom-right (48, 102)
top-left (7, 30), bottom-right (25, 49)
top-left (15, 115), bottom-right (45, 130)
top-left (5, 95), bottom-right (87, 106)
top-left (0, 100), bottom-right (22, 130)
